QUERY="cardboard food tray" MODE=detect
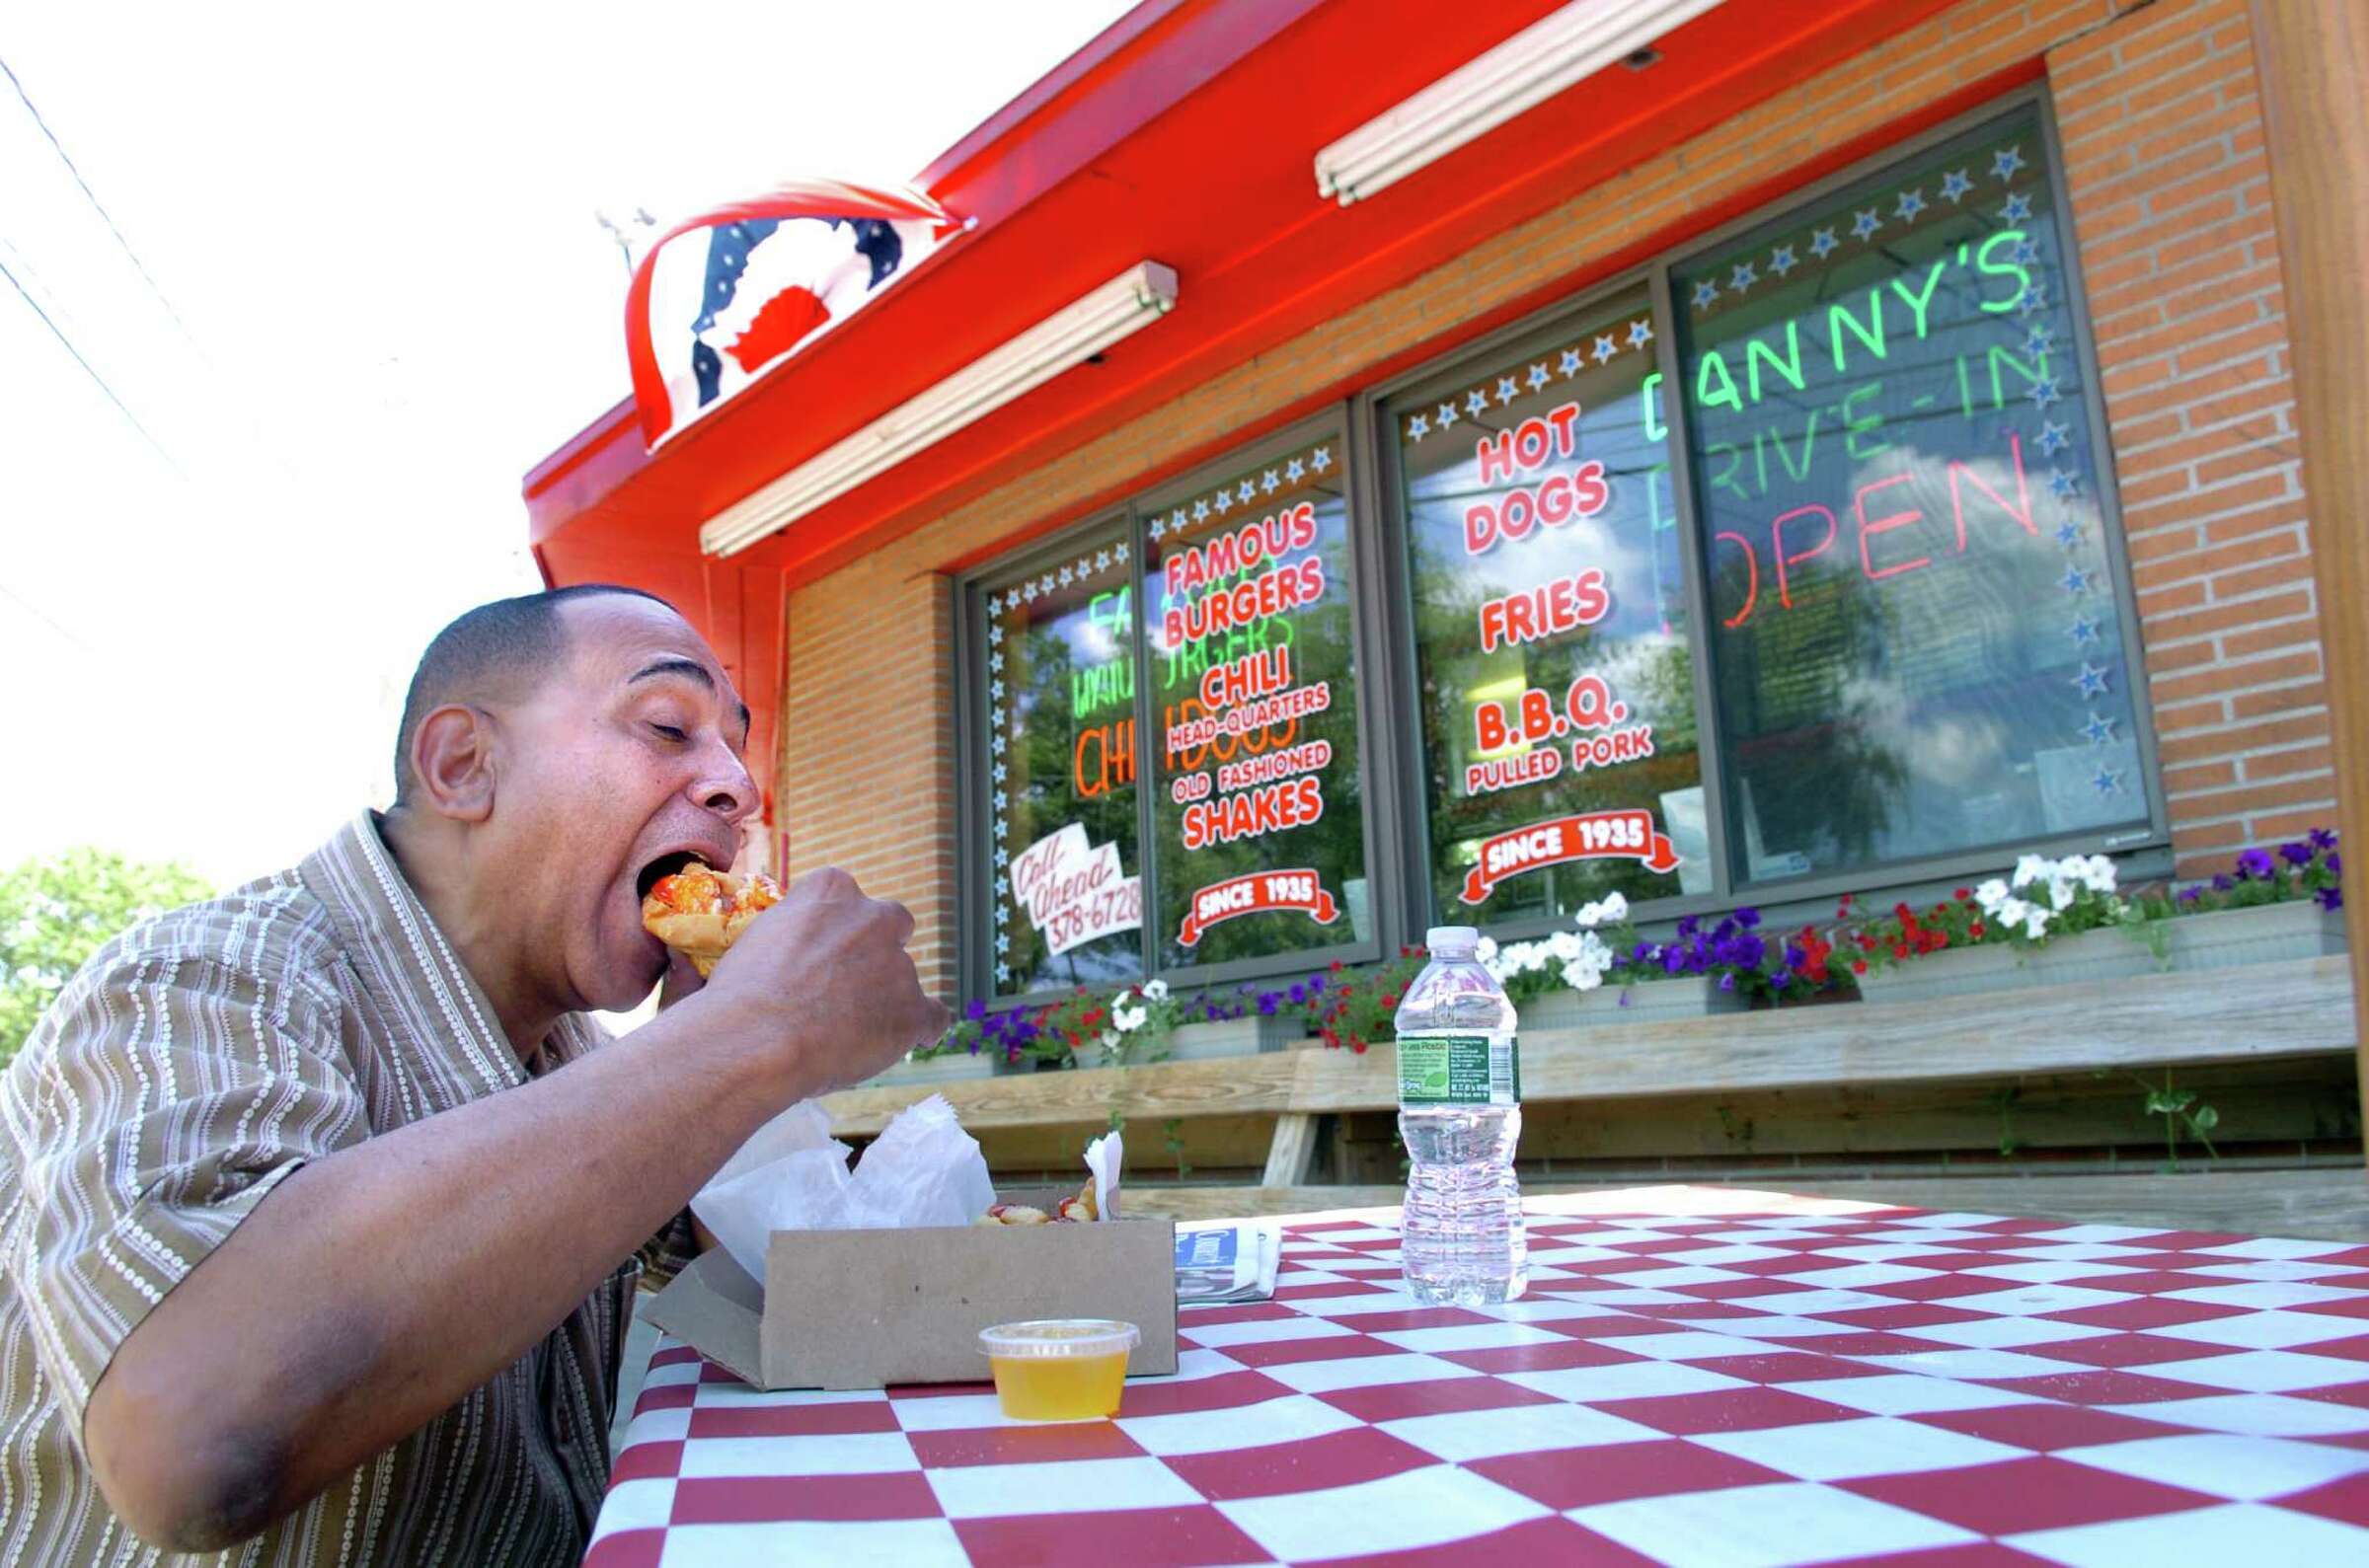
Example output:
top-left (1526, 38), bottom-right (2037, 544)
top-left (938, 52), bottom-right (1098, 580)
top-left (645, 1186), bottom-right (1178, 1390)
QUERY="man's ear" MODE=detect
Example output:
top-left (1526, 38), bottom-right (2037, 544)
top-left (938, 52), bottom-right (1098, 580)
top-left (409, 704), bottom-right (498, 822)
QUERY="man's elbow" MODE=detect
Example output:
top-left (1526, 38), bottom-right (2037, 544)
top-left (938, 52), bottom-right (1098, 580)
top-left (87, 1400), bottom-right (296, 1553)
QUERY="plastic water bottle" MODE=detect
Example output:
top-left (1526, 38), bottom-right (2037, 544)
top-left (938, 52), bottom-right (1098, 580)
top-left (1395, 926), bottom-right (1526, 1305)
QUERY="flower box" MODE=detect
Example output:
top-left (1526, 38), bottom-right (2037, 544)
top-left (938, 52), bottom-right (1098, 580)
top-left (1855, 900), bottom-right (2344, 1007)
top-left (1168, 1015), bottom-right (1301, 1059)
top-left (1518, 976), bottom-right (1748, 1030)
top-left (877, 1050), bottom-right (998, 1085)
top-left (2159, 898), bottom-right (2345, 970)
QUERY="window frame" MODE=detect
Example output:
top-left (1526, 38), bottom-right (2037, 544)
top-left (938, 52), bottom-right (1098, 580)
top-left (1127, 409), bottom-right (1393, 989)
top-left (957, 83), bottom-right (2175, 996)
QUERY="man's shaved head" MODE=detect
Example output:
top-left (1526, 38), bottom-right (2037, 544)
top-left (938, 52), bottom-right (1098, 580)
top-left (393, 584), bottom-right (674, 804)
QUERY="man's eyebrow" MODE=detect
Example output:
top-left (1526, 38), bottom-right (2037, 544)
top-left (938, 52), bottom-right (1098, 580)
top-left (632, 657), bottom-right (750, 744)
top-left (628, 657), bottom-right (717, 693)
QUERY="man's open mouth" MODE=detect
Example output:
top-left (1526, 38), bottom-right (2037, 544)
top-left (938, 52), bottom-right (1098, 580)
top-left (637, 850), bottom-right (710, 901)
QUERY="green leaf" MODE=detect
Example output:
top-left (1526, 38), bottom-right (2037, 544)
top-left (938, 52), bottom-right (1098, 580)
top-left (2190, 1105), bottom-right (2219, 1133)
top-left (1, 849), bottom-right (212, 1069)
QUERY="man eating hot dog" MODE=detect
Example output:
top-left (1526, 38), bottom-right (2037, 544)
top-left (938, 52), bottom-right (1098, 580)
top-left (0, 585), bottom-right (949, 1565)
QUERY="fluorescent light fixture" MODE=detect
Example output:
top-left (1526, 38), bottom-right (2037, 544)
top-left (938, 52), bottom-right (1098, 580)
top-left (702, 261), bottom-right (1180, 558)
top-left (1314, 0), bottom-right (1726, 206)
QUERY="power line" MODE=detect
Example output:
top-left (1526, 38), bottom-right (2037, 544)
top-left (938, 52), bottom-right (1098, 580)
top-left (0, 52), bottom-right (204, 351)
top-left (0, 252), bottom-right (182, 474)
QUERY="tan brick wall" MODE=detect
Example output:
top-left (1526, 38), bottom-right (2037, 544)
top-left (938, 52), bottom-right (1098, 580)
top-left (782, 0), bottom-right (2331, 999)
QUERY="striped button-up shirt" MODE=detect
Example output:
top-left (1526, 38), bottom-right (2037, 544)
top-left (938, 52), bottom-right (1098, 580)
top-left (0, 813), bottom-right (687, 1566)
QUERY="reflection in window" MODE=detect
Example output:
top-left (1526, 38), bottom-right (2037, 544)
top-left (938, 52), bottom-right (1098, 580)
top-left (980, 531), bottom-right (1143, 996)
top-left (1146, 435), bottom-right (1372, 968)
top-left (1396, 288), bottom-right (1706, 927)
top-left (1675, 106), bottom-right (2145, 885)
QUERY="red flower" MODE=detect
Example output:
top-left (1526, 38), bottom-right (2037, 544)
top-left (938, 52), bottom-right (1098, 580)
top-left (1954, 887), bottom-right (1972, 901)
top-left (1330, 960), bottom-right (1343, 973)
top-left (1892, 942), bottom-right (1911, 960)
top-left (1969, 921), bottom-right (1987, 940)
top-left (1349, 1034), bottom-right (1367, 1053)
top-left (1381, 994), bottom-right (1399, 1009)
top-left (1852, 958), bottom-right (1869, 974)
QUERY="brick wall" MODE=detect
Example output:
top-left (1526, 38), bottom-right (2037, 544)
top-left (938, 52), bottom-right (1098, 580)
top-left (780, 0), bottom-right (2331, 999)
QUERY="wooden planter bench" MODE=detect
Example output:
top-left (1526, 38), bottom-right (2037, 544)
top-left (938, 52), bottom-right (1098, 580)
top-left (819, 954), bottom-right (2358, 1191)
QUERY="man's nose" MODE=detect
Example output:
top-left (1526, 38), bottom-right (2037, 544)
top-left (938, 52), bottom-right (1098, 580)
top-left (694, 747), bottom-right (759, 825)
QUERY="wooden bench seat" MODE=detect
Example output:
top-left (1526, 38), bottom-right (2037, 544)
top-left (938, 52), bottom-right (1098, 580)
top-left (819, 955), bottom-right (2357, 1186)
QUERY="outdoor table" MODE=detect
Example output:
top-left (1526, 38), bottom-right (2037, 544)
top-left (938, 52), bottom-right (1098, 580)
top-left (583, 1187), bottom-right (2369, 1565)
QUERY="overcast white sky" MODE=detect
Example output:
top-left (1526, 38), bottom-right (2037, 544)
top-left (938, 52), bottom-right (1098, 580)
top-left (0, 1), bottom-right (1133, 886)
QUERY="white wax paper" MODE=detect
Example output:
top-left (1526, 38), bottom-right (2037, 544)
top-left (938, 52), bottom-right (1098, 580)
top-left (691, 1094), bottom-right (997, 1282)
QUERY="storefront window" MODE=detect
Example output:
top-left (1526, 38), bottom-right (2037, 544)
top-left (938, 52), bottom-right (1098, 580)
top-left (979, 527), bottom-right (1144, 996)
top-left (1675, 105), bottom-right (2146, 886)
top-left (1145, 432), bottom-right (1374, 969)
top-left (1393, 287), bottom-right (1708, 926)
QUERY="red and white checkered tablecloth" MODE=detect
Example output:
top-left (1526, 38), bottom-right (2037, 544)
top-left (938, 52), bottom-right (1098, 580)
top-left (583, 1186), bottom-right (2369, 1566)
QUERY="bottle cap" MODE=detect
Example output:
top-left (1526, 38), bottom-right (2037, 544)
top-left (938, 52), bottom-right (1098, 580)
top-left (1425, 925), bottom-right (1480, 952)
top-left (978, 1319), bottom-right (1141, 1360)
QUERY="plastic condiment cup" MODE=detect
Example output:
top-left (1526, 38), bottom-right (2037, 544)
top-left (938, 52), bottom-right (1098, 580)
top-left (978, 1319), bottom-right (1140, 1420)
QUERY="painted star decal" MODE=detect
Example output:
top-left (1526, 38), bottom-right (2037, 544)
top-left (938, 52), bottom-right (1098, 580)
top-left (1148, 514), bottom-right (1168, 540)
top-left (995, 962), bottom-right (1010, 984)
top-left (1237, 480), bottom-right (1256, 503)
top-left (1261, 469), bottom-right (1280, 493)
top-left (1095, 549), bottom-right (1110, 571)
top-left (995, 931), bottom-right (1010, 953)
top-left (2070, 614), bottom-right (2102, 647)
top-left (1999, 190), bottom-right (2034, 226)
top-left (1895, 187), bottom-right (1927, 221)
top-left (1591, 336), bottom-right (1617, 365)
top-left (1017, 580), bottom-right (1035, 604)
top-left (1728, 261), bottom-right (1757, 292)
top-left (2018, 280), bottom-right (2051, 318)
top-left (1851, 207), bottom-right (1882, 241)
top-left (1057, 565), bottom-right (1074, 587)
top-left (2028, 376), bottom-right (2062, 411)
top-left (2055, 520), bottom-right (2084, 549)
top-left (993, 845), bottom-right (1009, 866)
top-left (1113, 542), bottom-right (1129, 562)
top-left (2012, 238), bottom-right (2041, 268)
top-left (1494, 375), bottom-right (1519, 405)
top-left (988, 648), bottom-right (1003, 673)
top-left (2083, 712), bottom-right (2117, 746)
top-left (1429, 407), bottom-right (1454, 434)
top-left (1627, 318), bottom-right (1652, 349)
top-left (1939, 168), bottom-right (1973, 203)
top-left (986, 593), bottom-right (1003, 615)
top-left (2061, 562), bottom-right (2092, 596)
top-left (1768, 244), bottom-right (1797, 277)
top-left (1407, 413), bottom-right (1429, 442)
top-left (1562, 346), bottom-right (1587, 375)
top-left (992, 788), bottom-right (1008, 812)
top-left (1310, 446), bottom-right (1332, 473)
top-left (991, 760), bottom-right (1006, 783)
top-left (2037, 419), bottom-right (2071, 457)
top-left (2024, 325), bottom-right (2053, 359)
top-left (989, 678), bottom-right (1004, 701)
top-left (1467, 389), bottom-right (1490, 416)
top-left (1527, 361), bottom-right (1551, 391)
top-left (1691, 278), bottom-right (1719, 309)
top-left (1992, 144), bottom-right (2027, 181)
top-left (2072, 661), bottom-right (2109, 698)
top-left (1808, 226), bottom-right (1839, 259)
top-left (2091, 765), bottom-right (2124, 797)
top-left (1212, 488), bottom-right (1231, 515)
top-left (2049, 469), bottom-right (2081, 500)
top-left (1038, 573), bottom-right (1056, 596)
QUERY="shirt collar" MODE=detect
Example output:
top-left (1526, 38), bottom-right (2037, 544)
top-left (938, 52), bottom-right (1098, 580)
top-left (299, 810), bottom-right (532, 1099)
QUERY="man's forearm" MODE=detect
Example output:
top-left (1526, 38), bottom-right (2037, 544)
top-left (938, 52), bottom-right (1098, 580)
top-left (86, 994), bottom-right (795, 1550)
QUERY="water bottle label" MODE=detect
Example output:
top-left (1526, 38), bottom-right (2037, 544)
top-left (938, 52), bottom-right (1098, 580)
top-left (1397, 1033), bottom-right (1520, 1106)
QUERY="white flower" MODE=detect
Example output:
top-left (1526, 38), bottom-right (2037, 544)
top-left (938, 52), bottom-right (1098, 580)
top-left (1098, 1029), bottom-right (1121, 1051)
top-left (2023, 910), bottom-right (2051, 940)
top-left (1597, 891), bottom-right (1630, 924)
top-left (1547, 930), bottom-right (1584, 962)
top-left (1560, 958), bottom-right (1606, 992)
top-left (1475, 935), bottom-right (1498, 963)
top-left (1973, 878), bottom-right (2010, 914)
top-left (2074, 855), bottom-right (2118, 893)
top-left (2046, 876), bottom-right (2076, 911)
top-left (1141, 978), bottom-right (1170, 1002)
top-left (1113, 1004), bottom-right (1148, 1032)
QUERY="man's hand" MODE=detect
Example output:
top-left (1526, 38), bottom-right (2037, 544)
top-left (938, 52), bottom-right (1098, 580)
top-left (689, 867), bottom-right (949, 1097)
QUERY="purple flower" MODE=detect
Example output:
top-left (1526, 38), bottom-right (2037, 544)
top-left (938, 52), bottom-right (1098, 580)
top-left (1735, 909), bottom-right (1762, 930)
top-left (1676, 916), bottom-right (1702, 939)
top-left (2280, 842), bottom-right (2314, 867)
top-left (2212, 873), bottom-right (2236, 892)
top-left (2177, 886), bottom-right (2203, 905)
top-left (1771, 968), bottom-right (1794, 990)
top-left (1258, 994), bottom-right (1279, 1016)
top-left (1718, 972), bottom-right (1736, 991)
top-left (1784, 942), bottom-right (1807, 970)
top-left (2329, 852), bottom-right (2342, 876)
top-left (2318, 887), bottom-right (2343, 912)
top-left (2236, 848), bottom-right (2275, 880)
top-left (1310, 975), bottom-right (1327, 993)
top-left (1662, 945), bottom-right (1688, 975)
top-left (965, 999), bottom-right (987, 1022)
top-left (1288, 983), bottom-right (1307, 1005)
top-left (1618, 991), bottom-right (1633, 1008)
top-left (2310, 827), bottom-right (2338, 851)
